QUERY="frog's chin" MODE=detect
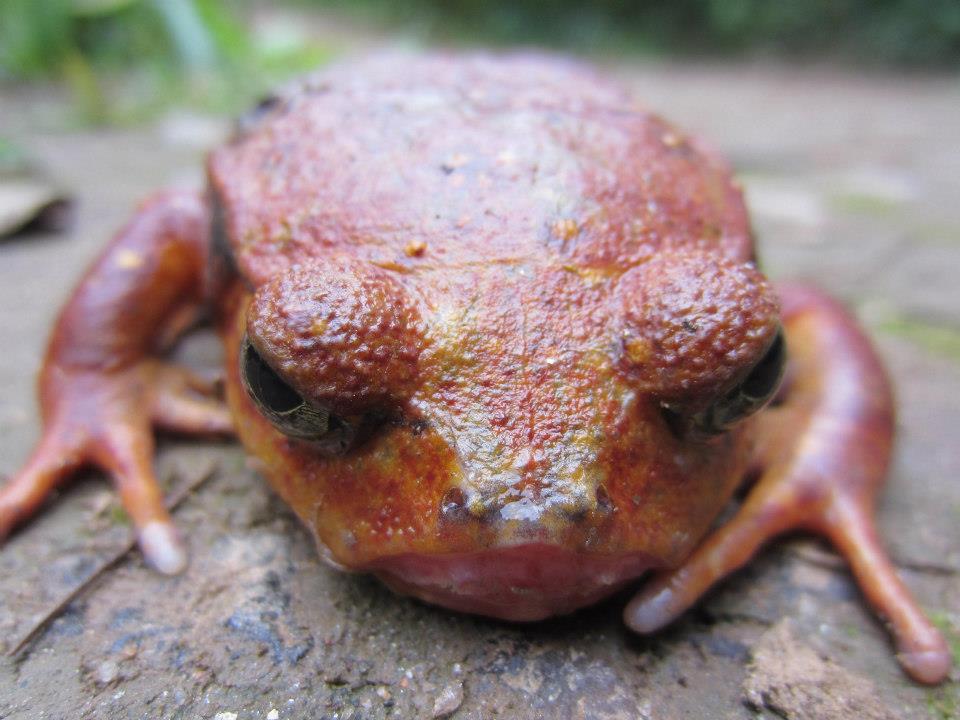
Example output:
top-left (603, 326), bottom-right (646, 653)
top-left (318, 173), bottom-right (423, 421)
top-left (361, 544), bottom-right (657, 621)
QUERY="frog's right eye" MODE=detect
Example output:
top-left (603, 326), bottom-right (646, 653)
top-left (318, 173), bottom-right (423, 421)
top-left (244, 258), bottom-right (427, 418)
top-left (240, 337), bottom-right (335, 441)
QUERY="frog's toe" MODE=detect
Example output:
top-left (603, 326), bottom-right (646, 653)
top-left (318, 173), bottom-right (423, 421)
top-left (149, 364), bottom-right (233, 436)
top-left (0, 424), bottom-right (86, 540)
top-left (626, 283), bottom-right (951, 685)
top-left (89, 419), bottom-right (187, 574)
top-left (824, 501), bottom-right (952, 686)
top-left (625, 491), bottom-right (952, 687)
top-left (2, 366), bottom-right (200, 574)
top-left (623, 481), bottom-right (793, 634)
top-left (137, 519), bottom-right (187, 574)
top-left (899, 649), bottom-right (953, 687)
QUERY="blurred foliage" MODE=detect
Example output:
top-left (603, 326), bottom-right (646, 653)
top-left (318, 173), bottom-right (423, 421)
top-left (314, 0), bottom-right (960, 67)
top-left (1, 0), bottom-right (957, 124)
top-left (0, 0), bottom-right (330, 123)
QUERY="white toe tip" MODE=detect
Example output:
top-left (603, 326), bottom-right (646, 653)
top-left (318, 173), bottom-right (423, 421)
top-left (139, 521), bottom-right (187, 575)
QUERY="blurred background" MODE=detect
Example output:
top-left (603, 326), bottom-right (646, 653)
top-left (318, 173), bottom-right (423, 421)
top-left (1, 4), bottom-right (959, 719)
top-left (1, 0), bottom-right (959, 124)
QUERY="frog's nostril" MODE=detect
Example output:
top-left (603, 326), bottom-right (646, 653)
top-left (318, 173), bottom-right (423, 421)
top-left (440, 487), bottom-right (467, 521)
top-left (554, 484), bottom-right (615, 523)
top-left (595, 484), bottom-right (613, 515)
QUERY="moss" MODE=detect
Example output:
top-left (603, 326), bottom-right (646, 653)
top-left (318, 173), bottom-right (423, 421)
top-left (927, 687), bottom-right (958, 720)
top-left (879, 317), bottom-right (960, 364)
top-left (929, 612), bottom-right (960, 668)
top-left (828, 192), bottom-right (901, 216)
top-left (924, 612), bottom-right (960, 720)
top-left (109, 504), bottom-right (130, 526)
top-left (842, 623), bottom-right (860, 639)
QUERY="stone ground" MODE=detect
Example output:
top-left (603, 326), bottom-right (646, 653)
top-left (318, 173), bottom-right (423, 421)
top-left (1, 37), bottom-right (959, 720)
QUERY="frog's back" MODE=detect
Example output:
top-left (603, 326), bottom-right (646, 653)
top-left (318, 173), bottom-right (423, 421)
top-left (208, 52), bottom-right (752, 284)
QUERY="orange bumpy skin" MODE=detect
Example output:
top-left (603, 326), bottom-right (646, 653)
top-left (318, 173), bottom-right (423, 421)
top-left (247, 257), bottom-right (428, 414)
top-left (211, 54), bottom-right (763, 618)
top-left (0, 53), bottom-right (950, 684)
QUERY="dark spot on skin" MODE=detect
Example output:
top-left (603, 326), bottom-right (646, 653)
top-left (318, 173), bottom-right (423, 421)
top-left (659, 403), bottom-right (687, 440)
top-left (560, 485), bottom-right (614, 522)
top-left (234, 93), bottom-right (283, 137)
top-left (408, 418), bottom-right (429, 436)
top-left (595, 485), bottom-right (613, 515)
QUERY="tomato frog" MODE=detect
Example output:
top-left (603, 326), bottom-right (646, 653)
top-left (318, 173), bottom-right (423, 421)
top-left (0, 53), bottom-right (949, 684)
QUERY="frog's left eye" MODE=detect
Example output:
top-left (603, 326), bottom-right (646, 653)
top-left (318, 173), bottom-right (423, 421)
top-left (240, 337), bottom-right (338, 441)
top-left (691, 328), bottom-right (786, 435)
top-left (617, 250), bottom-right (784, 436)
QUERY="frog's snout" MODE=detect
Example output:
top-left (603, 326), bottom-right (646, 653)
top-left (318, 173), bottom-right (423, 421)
top-left (440, 476), bottom-right (613, 527)
top-left (431, 438), bottom-right (617, 549)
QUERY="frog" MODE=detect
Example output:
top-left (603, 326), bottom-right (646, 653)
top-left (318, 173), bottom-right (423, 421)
top-left (0, 52), bottom-right (949, 684)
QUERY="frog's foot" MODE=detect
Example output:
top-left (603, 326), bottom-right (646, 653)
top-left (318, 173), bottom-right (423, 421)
top-left (150, 363), bottom-right (233, 436)
top-left (624, 284), bottom-right (951, 685)
top-left (0, 361), bottom-right (232, 574)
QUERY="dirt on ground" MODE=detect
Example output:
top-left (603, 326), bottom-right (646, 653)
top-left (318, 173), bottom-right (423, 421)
top-left (1, 37), bottom-right (959, 720)
top-left (743, 620), bottom-right (901, 720)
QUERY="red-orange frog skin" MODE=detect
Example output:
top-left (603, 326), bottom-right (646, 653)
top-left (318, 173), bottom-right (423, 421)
top-left (0, 53), bottom-right (950, 684)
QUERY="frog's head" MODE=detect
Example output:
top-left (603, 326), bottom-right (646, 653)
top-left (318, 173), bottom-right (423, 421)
top-left (228, 248), bottom-right (782, 619)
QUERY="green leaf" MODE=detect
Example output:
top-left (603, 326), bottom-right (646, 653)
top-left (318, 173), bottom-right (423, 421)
top-left (71, 0), bottom-right (140, 17)
top-left (148, 0), bottom-right (217, 70)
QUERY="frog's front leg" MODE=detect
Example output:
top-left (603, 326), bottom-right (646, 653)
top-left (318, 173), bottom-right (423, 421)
top-left (0, 190), bottom-right (232, 574)
top-left (624, 283), bottom-right (951, 685)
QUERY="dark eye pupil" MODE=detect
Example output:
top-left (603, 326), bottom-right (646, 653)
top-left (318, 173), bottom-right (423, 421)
top-left (689, 327), bottom-right (787, 436)
top-left (741, 330), bottom-right (785, 402)
top-left (242, 341), bottom-right (302, 413)
top-left (240, 337), bottom-right (332, 440)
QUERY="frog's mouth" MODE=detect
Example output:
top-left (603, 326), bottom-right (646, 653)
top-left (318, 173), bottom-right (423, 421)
top-left (361, 544), bottom-right (658, 621)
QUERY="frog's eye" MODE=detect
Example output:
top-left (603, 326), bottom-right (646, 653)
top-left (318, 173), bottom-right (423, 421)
top-left (617, 250), bottom-right (784, 436)
top-left (690, 328), bottom-right (786, 435)
top-left (244, 258), bottom-right (426, 417)
top-left (240, 337), bottom-right (340, 441)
